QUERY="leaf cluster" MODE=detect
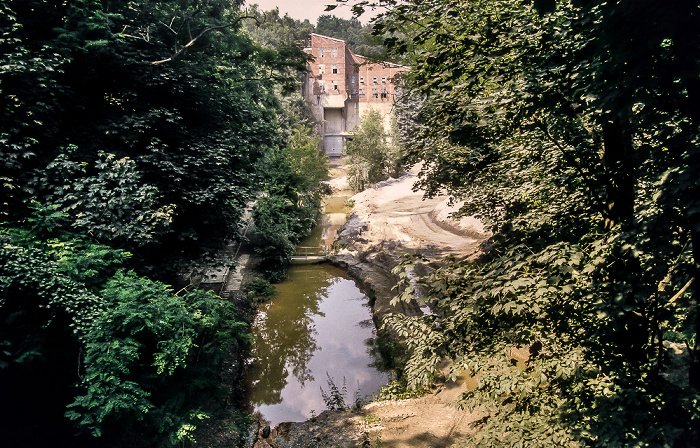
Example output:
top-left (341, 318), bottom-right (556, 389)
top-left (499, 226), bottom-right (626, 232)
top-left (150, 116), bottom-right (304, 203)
top-left (373, 0), bottom-right (700, 446)
top-left (1, 222), bottom-right (248, 446)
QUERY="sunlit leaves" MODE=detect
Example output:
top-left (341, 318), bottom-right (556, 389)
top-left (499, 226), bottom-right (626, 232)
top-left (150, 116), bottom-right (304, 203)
top-left (1, 226), bottom-right (247, 444)
top-left (346, 108), bottom-right (391, 192)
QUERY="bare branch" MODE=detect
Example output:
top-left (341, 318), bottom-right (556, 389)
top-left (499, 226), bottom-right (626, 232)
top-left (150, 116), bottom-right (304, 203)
top-left (158, 20), bottom-right (178, 35)
top-left (669, 278), bottom-right (694, 305)
top-left (150, 15), bottom-right (257, 65)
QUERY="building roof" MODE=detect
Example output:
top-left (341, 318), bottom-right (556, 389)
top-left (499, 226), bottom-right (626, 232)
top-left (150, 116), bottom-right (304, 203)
top-left (351, 52), bottom-right (409, 69)
top-left (309, 33), bottom-right (410, 70)
top-left (310, 33), bottom-right (346, 44)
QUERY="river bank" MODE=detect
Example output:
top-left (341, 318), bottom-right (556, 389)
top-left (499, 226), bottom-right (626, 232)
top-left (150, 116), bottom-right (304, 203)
top-left (328, 163), bottom-right (488, 330)
top-left (251, 163), bottom-right (491, 448)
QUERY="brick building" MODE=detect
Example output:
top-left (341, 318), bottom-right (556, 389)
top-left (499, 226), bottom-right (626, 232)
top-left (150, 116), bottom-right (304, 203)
top-left (303, 33), bottom-right (407, 156)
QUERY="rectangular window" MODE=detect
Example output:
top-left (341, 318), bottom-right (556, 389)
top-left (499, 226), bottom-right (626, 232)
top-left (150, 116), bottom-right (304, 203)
top-left (318, 80), bottom-right (325, 92)
top-left (332, 80), bottom-right (338, 90)
top-left (331, 47), bottom-right (338, 57)
top-left (351, 76), bottom-right (356, 85)
top-left (319, 47), bottom-right (325, 57)
top-left (381, 76), bottom-right (387, 84)
top-left (359, 88), bottom-right (365, 97)
top-left (372, 76), bottom-right (378, 85)
top-left (318, 64), bottom-right (325, 74)
top-left (381, 88), bottom-right (387, 99)
top-left (332, 64), bottom-right (338, 74)
top-left (372, 88), bottom-right (379, 98)
top-left (359, 76), bottom-right (364, 85)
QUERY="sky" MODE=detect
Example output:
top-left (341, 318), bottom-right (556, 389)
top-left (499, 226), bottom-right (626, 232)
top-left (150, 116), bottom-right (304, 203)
top-left (244, 0), bottom-right (357, 23)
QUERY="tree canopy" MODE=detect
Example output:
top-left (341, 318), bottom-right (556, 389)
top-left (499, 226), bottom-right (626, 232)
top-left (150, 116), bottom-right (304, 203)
top-left (361, 0), bottom-right (700, 446)
top-left (1, 0), bottom-right (312, 275)
top-left (0, 0), bottom-right (322, 445)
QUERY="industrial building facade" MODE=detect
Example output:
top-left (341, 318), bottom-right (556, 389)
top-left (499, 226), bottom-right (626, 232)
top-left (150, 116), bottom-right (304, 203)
top-left (303, 33), bottom-right (407, 156)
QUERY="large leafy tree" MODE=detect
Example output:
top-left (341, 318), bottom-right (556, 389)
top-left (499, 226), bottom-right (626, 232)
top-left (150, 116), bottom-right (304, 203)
top-left (352, 0), bottom-right (700, 446)
top-left (1, 0), bottom-right (312, 445)
top-left (316, 14), bottom-right (386, 58)
top-left (1, 0), bottom-right (309, 277)
top-left (241, 5), bottom-right (315, 50)
top-left (346, 108), bottom-right (390, 192)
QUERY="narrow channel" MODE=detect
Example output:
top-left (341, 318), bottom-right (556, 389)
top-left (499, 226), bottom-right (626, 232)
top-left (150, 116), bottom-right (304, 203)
top-left (244, 191), bottom-right (389, 426)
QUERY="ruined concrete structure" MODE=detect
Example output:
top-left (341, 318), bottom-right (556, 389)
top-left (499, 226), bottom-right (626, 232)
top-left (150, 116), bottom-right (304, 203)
top-left (303, 33), bottom-right (408, 156)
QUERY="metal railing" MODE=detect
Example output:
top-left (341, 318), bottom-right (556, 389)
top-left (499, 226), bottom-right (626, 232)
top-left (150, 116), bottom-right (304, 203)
top-left (293, 245), bottom-right (329, 261)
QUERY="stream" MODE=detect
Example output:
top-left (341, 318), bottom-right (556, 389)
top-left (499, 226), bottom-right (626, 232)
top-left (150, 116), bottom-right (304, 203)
top-left (244, 193), bottom-right (389, 426)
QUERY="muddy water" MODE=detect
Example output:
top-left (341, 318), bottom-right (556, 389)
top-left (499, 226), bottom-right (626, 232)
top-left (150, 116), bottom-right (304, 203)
top-left (245, 193), bottom-right (389, 425)
top-left (244, 264), bottom-right (388, 425)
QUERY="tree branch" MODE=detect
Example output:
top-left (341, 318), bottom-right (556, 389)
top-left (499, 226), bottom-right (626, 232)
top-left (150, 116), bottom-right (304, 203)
top-left (534, 119), bottom-right (609, 220)
top-left (669, 278), bottom-right (694, 305)
top-left (150, 15), bottom-right (258, 65)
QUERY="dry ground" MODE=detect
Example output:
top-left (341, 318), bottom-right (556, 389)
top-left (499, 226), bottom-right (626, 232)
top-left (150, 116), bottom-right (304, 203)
top-left (333, 163), bottom-right (488, 260)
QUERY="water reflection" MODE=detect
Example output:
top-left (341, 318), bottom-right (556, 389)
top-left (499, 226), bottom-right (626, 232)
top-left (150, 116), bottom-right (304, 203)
top-left (245, 264), bottom-right (388, 425)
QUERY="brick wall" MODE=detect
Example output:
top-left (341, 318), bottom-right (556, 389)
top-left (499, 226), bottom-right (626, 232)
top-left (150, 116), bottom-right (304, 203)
top-left (308, 34), bottom-right (349, 96)
top-left (304, 33), bottom-right (408, 156)
top-left (353, 53), bottom-right (404, 104)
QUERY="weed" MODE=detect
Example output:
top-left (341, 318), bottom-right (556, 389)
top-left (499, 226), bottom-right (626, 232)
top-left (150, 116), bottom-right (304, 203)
top-left (243, 278), bottom-right (276, 302)
top-left (375, 379), bottom-right (429, 401)
top-left (361, 432), bottom-right (382, 448)
top-left (363, 414), bottom-right (381, 426)
top-left (320, 373), bottom-right (348, 411)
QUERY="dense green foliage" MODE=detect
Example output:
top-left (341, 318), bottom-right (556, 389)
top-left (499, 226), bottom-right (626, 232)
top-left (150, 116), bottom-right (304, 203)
top-left (68, 269), bottom-right (246, 444)
top-left (242, 5), bottom-right (386, 59)
top-left (0, 0), bottom-right (321, 445)
top-left (242, 5), bottom-right (315, 50)
top-left (0, 216), bottom-right (247, 446)
top-left (346, 108), bottom-right (391, 192)
top-left (356, 0), bottom-right (700, 446)
top-left (315, 14), bottom-right (386, 59)
top-left (1, 0), bottom-right (311, 275)
top-left (251, 125), bottom-right (328, 281)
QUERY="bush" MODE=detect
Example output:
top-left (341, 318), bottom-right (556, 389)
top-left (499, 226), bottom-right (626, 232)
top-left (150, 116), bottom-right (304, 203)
top-left (243, 278), bottom-right (276, 301)
top-left (346, 109), bottom-right (390, 192)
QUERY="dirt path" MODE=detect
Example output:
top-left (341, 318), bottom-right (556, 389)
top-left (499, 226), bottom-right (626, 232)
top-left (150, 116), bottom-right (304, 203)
top-left (259, 368), bottom-right (481, 448)
top-left (334, 164), bottom-right (488, 260)
top-left (358, 387), bottom-right (478, 448)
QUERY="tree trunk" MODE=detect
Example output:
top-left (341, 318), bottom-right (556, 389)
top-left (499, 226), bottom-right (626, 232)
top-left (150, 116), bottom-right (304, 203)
top-left (602, 114), bottom-right (648, 361)
top-left (603, 115), bottom-right (634, 229)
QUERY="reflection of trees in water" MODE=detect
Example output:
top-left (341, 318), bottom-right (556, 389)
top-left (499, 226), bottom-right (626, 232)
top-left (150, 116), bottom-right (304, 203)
top-left (247, 272), bottom-right (341, 407)
top-left (365, 332), bottom-right (398, 373)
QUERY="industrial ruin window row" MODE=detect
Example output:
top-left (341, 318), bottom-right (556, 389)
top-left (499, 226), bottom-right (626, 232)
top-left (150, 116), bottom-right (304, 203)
top-left (317, 47), bottom-right (339, 58)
